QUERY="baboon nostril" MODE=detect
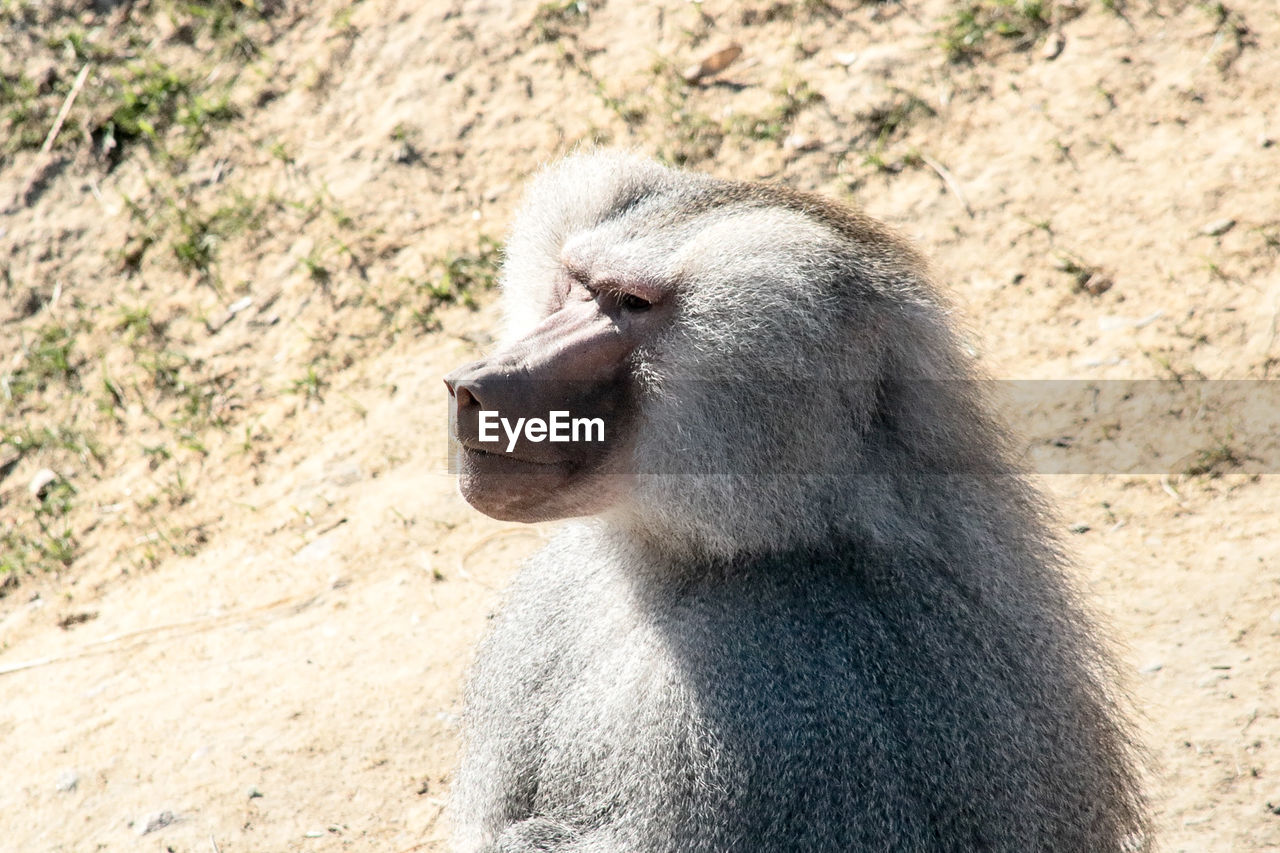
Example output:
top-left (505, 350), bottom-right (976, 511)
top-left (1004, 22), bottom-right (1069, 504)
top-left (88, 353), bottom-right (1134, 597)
top-left (444, 376), bottom-right (479, 408)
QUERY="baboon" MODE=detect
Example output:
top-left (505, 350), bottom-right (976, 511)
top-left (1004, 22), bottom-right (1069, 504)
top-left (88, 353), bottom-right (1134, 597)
top-left (444, 151), bottom-right (1148, 852)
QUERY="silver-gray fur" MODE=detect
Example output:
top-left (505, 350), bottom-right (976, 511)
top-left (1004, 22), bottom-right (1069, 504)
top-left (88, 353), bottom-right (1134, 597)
top-left (450, 151), bottom-right (1149, 852)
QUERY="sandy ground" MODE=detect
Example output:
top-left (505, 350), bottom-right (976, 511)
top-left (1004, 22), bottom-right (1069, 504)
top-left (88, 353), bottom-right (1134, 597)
top-left (1, 1), bottom-right (1278, 850)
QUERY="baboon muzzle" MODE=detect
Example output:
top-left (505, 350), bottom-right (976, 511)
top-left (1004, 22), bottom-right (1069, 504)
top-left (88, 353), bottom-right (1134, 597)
top-left (445, 300), bottom-right (633, 464)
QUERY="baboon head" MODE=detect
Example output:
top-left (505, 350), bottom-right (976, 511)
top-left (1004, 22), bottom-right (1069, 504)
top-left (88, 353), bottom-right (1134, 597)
top-left (446, 151), bottom-right (991, 554)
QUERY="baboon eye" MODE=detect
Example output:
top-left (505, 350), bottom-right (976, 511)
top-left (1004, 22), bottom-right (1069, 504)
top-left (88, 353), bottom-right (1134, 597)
top-left (588, 282), bottom-right (652, 313)
top-left (616, 292), bottom-right (652, 312)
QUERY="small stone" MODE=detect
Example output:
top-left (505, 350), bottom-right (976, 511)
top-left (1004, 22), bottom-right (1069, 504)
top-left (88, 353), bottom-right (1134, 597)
top-left (136, 810), bottom-right (175, 835)
top-left (1079, 272), bottom-right (1113, 296)
top-left (1138, 661), bottom-right (1163, 675)
top-left (247, 785), bottom-right (263, 799)
top-left (390, 140), bottom-right (416, 163)
top-left (325, 462), bottom-right (363, 487)
top-left (682, 44), bottom-right (743, 84)
top-left (55, 769), bottom-right (79, 792)
top-left (304, 830), bottom-right (326, 838)
top-left (1042, 32), bottom-right (1066, 60)
top-left (782, 134), bottom-right (820, 152)
top-left (28, 468), bottom-right (58, 498)
top-left (1200, 218), bottom-right (1236, 237)
top-left (1068, 523), bottom-right (1091, 534)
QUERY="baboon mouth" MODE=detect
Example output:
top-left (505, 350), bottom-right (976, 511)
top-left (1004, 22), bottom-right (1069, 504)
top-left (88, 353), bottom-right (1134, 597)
top-left (460, 443), bottom-right (568, 469)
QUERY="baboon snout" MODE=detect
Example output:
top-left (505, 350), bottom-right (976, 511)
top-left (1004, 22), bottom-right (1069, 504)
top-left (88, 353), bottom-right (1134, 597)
top-left (445, 301), bottom-right (638, 462)
top-left (445, 360), bottom-right (538, 454)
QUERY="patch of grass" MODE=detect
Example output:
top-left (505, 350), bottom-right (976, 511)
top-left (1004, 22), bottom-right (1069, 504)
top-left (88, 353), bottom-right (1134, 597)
top-left (329, 6), bottom-right (357, 37)
top-left (1257, 225), bottom-right (1280, 254)
top-left (132, 347), bottom-right (233, 433)
top-left (1197, 2), bottom-right (1253, 72)
top-left (645, 60), bottom-right (724, 166)
top-left (530, 0), bottom-right (590, 42)
top-left (118, 183), bottom-right (272, 279)
top-left (940, 0), bottom-right (1054, 64)
top-left (555, 44), bottom-right (648, 126)
top-left (863, 90), bottom-right (935, 146)
top-left (45, 27), bottom-right (112, 63)
top-left (268, 138), bottom-right (295, 164)
top-left (0, 71), bottom-right (47, 153)
top-left (1183, 438), bottom-right (1241, 478)
top-left (432, 238), bottom-right (503, 300)
top-left (290, 364), bottom-right (327, 401)
top-left (36, 478), bottom-right (77, 519)
top-left (1, 3), bottom-right (273, 162)
top-left (0, 522), bottom-right (78, 575)
top-left (93, 62), bottom-right (238, 162)
top-left (142, 443), bottom-right (173, 469)
top-left (410, 237), bottom-right (504, 329)
top-left (184, 0), bottom-right (275, 51)
top-left (1051, 252), bottom-right (1112, 295)
top-left (724, 79), bottom-right (822, 142)
top-left (162, 468), bottom-right (194, 506)
top-left (138, 349), bottom-right (188, 395)
top-left (117, 304), bottom-right (163, 342)
top-left (2, 324), bottom-right (77, 405)
top-left (166, 190), bottom-right (267, 281)
top-left (3, 425), bottom-right (104, 465)
top-left (300, 245), bottom-right (333, 285)
top-left (739, 0), bottom-right (839, 25)
top-left (660, 109), bottom-right (723, 166)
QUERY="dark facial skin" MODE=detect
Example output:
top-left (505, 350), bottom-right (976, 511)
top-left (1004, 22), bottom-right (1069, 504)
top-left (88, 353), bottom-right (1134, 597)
top-left (444, 262), bottom-right (667, 522)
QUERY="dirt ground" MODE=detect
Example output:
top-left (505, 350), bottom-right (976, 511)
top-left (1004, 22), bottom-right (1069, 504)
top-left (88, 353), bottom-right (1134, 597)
top-left (1, 0), bottom-right (1278, 850)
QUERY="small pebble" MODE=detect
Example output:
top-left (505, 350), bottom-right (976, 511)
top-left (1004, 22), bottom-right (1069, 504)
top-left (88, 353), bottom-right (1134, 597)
top-left (247, 785), bottom-right (263, 799)
top-left (1138, 662), bottom-right (1163, 675)
top-left (1079, 273), bottom-right (1113, 296)
top-left (1200, 218), bottom-right (1236, 237)
top-left (55, 769), bottom-right (79, 792)
top-left (28, 468), bottom-right (58, 498)
top-left (1042, 32), bottom-right (1066, 60)
top-left (136, 810), bottom-right (175, 835)
top-left (782, 134), bottom-right (820, 152)
top-left (682, 44), bottom-right (743, 84)
top-left (1068, 523), bottom-right (1091, 534)
top-left (390, 141), bottom-right (415, 163)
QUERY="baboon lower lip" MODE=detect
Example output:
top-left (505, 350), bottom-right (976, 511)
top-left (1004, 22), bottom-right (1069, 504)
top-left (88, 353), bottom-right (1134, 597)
top-left (460, 443), bottom-right (573, 470)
